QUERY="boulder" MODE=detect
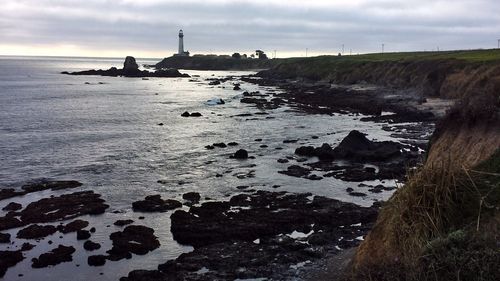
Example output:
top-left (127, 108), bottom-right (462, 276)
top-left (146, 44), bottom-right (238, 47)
top-left (123, 56), bottom-right (139, 72)
top-left (233, 149), bottom-right (248, 159)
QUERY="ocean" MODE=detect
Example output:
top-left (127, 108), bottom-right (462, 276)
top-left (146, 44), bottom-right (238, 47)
top-left (0, 56), bottom-right (412, 280)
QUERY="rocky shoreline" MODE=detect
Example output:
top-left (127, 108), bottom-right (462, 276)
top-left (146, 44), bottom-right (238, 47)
top-left (0, 68), bottom-right (443, 280)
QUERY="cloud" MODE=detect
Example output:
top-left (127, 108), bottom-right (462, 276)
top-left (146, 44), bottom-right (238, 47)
top-left (1, 0), bottom-right (499, 57)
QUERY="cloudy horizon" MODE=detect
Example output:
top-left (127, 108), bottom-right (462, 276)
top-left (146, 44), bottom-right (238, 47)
top-left (1, 0), bottom-right (500, 58)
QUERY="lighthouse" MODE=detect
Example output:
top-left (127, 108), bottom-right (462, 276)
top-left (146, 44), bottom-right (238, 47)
top-left (176, 29), bottom-right (190, 56)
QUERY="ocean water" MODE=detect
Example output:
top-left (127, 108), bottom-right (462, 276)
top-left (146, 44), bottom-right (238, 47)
top-left (0, 56), bottom-right (420, 280)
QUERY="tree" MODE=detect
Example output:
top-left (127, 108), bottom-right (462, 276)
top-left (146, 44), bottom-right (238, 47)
top-left (255, 50), bottom-right (268, 60)
top-left (231, 53), bottom-right (241, 59)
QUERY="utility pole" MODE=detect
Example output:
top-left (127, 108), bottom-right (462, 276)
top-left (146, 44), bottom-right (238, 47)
top-left (382, 43), bottom-right (385, 54)
top-left (350, 49), bottom-right (352, 56)
top-left (306, 48), bottom-right (308, 57)
top-left (273, 50), bottom-right (277, 59)
top-left (342, 44), bottom-right (345, 54)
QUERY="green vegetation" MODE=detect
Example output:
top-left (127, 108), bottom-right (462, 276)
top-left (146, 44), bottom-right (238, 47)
top-left (283, 48), bottom-right (500, 63)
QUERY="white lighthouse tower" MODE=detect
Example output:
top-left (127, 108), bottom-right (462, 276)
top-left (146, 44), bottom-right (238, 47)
top-left (176, 29), bottom-right (189, 56)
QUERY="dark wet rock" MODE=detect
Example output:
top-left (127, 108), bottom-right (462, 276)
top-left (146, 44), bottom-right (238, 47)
top-left (277, 158), bottom-right (289, 163)
top-left (205, 145), bottom-right (215, 150)
top-left (295, 146), bottom-right (316, 157)
top-left (0, 191), bottom-right (108, 232)
top-left (260, 144), bottom-right (268, 148)
top-left (0, 232), bottom-right (10, 243)
top-left (157, 123), bottom-right (164, 126)
top-left (181, 111), bottom-right (190, 117)
top-left (227, 142), bottom-right (238, 146)
top-left (132, 195), bottom-right (182, 213)
top-left (233, 85), bottom-right (241, 90)
top-left (305, 174), bottom-right (323, 181)
top-left (2, 202), bottom-right (22, 211)
top-left (114, 219), bottom-right (134, 227)
top-left (278, 165), bottom-right (311, 178)
top-left (283, 139), bottom-right (299, 144)
top-left (0, 250), bottom-right (24, 277)
top-left (88, 255), bottom-right (107, 266)
top-left (182, 192), bottom-right (201, 204)
top-left (208, 80), bottom-right (221, 86)
top-left (254, 138), bottom-right (263, 142)
top-left (349, 192), bottom-right (367, 197)
top-left (332, 130), bottom-right (402, 162)
top-left (0, 180), bottom-right (82, 201)
top-left (77, 230), bottom-right (91, 240)
top-left (84, 240), bottom-right (101, 251)
top-left (17, 224), bottom-right (57, 239)
top-left (57, 219), bottom-right (89, 234)
top-left (190, 112), bottom-right (202, 117)
top-left (31, 245), bottom-right (75, 268)
top-left (171, 190), bottom-right (378, 248)
top-left (236, 185), bottom-right (249, 190)
top-left (232, 149), bottom-right (248, 159)
top-left (90, 227), bottom-right (96, 233)
top-left (122, 191), bottom-right (379, 280)
top-left (314, 143), bottom-right (336, 160)
top-left (107, 225), bottom-right (160, 261)
top-left (312, 135), bottom-right (319, 139)
top-left (213, 142), bottom-right (227, 148)
top-left (21, 243), bottom-right (35, 251)
top-left (0, 216), bottom-right (23, 231)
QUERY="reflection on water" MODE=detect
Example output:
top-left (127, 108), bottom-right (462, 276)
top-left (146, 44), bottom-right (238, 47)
top-left (0, 56), bottom-right (420, 280)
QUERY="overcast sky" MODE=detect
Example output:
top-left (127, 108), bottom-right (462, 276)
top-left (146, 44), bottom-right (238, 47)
top-left (1, 0), bottom-right (500, 58)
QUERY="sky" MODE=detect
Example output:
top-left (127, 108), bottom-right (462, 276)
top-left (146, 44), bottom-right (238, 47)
top-left (1, 0), bottom-right (500, 58)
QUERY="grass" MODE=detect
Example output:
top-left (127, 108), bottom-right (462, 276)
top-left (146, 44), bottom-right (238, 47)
top-left (282, 48), bottom-right (500, 63)
top-left (352, 149), bottom-right (500, 281)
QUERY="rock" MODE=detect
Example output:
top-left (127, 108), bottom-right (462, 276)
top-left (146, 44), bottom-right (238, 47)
top-left (0, 180), bottom-right (82, 201)
top-left (182, 192), bottom-right (201, 203)
top-left (349, 192), bottom-right (367, 197)
top-left (314, 143), bottom-right (336, 160)
top-left (205, 145), bottom-right (215, 150)
top-left (157, 123), bottom-right (164, 126)
top-left (332, 130), bottom-right (402, 161)
top-left (88, 255), bottom-right (106, 266)
top-left (123, 56), bottom-right (139, 72)
top-left (2, 202), bottom-right (22, 211)
top-left (132, 195), bottom-right (182, 212)
top-left (213, 143), bottom-right (227, 148)
top-left (21, 243), bottom-right (35, 251)
top-left (0, 250), bottom-right (24, 277)
top-left (278, 165), bottom-right (311, 178)
top-left (283, 139), bottom-right (298, 144)
top-left (277, 158), bottom-right (289, 163)
top-left (0, 233), bottom-right (10, 243)
top-left (107, 225), bottom-right (160, 261)
top-left (227, 142), bottom-right (238, 146)
top-left (236, 186), bottom-right (249, 190)
top-left (31, 245), bottom-right (75, 268)
top-left (114, 220), bottom-right (134, 227)
top-left (17, 224), bottom-right (57, 239)
top-left (181, 111), bottom-right (190, 117)
top-left (57, 219), bottom-right (89, 233)
top-left (260, 144), bottom-right (268, 148)
top-left (77, 230), bottom-right (91, 240)
top-left (0, 191), bottom-right (108, 232)
top-left (233, 85), bottom-right (241, 90)
top-left (83, 240), bottom-right (101, 251)
top-left (233, 149), bottom-right (248, 159)
top-left (190, 112), bottom-right (202, 117)
top-left (295, 146), bottom-right (316, 157)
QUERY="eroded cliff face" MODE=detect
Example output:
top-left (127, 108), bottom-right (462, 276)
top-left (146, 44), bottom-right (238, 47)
top-left (259, 59), bottom-right (500, 100)
top-left (350, 86), bottom-right (499, 279)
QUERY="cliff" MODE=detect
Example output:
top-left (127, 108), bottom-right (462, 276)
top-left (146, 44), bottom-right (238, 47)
top-left (257, 49), bottom-right (500, 280)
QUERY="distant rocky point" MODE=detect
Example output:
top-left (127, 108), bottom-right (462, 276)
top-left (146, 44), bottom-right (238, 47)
top-left (62, 56), bottom-right (190, 78)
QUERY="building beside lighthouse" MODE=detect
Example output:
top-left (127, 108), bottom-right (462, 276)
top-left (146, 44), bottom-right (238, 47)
top-left (175, 29), bottom-right (190, 57)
